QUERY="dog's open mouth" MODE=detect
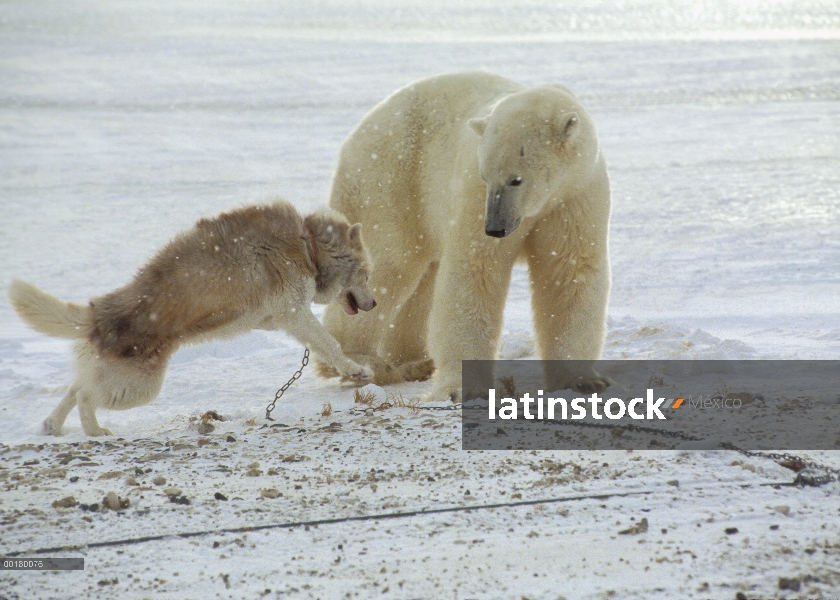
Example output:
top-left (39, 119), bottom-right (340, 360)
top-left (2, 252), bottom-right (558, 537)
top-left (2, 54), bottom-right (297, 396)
top-left (341, 291), bottom-right (359, 315)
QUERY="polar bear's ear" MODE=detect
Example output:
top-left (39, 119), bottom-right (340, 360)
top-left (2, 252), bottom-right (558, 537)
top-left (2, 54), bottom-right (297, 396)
top-left (468, 117), bottom-right (488, 136)
top-left (348, 223), bottom-right (363, 244)
top-left (553, 112), bottom-right (579, 141)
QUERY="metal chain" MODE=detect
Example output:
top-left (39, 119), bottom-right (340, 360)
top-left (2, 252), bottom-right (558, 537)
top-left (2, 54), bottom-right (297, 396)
top-left (265, 348), bottom-right (310, 421)
top-left (268, 373), bottom-right (839, 486)
top-left (718, 445), bottom-right (840, 487)
top-left (347, 401), bottom-right (464, 416)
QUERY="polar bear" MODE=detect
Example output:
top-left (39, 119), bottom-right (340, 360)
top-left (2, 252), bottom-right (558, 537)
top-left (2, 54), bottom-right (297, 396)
top-left (321, 72), bottom-right (611, 401)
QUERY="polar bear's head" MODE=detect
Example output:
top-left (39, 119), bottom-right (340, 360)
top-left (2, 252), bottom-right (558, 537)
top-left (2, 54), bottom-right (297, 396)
top-left (469, 86), bottom-right (594, 238)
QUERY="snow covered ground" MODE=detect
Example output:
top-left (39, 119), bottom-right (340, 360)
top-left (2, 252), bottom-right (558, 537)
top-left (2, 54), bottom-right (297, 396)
top-left (1, 1), bottom-right (839, 598)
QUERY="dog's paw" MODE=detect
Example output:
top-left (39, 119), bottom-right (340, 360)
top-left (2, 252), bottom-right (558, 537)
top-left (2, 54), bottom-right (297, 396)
top-left (86, 426), bottom-right (113, 437)
top-left (314, 359), bottom-right (340, 379)
top-left (42, 418), bottom-right (62, 436)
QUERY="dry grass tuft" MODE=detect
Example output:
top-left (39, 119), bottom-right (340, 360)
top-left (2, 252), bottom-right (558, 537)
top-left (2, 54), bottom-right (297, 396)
top-left (385, 392), bottom-right (422, 410)
top-left (353, 389), bottom-right (377, 405)
top-left (321, 402), bottom-right (333, 417)
top-left (351, 389), bottom-right (422, 412)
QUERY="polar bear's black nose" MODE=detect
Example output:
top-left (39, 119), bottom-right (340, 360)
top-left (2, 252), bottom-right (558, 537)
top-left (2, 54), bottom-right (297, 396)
top-left (485, 228), bottom-right (507, 238)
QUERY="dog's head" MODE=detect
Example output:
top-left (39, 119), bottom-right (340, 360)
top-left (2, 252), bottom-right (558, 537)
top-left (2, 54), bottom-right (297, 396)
top-left (333, 222), bottom-right (376, 315)
top-left (305, 211), bottom-right (376, 314)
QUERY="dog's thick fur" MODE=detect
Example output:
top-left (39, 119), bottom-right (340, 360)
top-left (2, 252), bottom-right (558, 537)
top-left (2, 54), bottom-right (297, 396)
top-left (9, 200), bottom-right (376, 436)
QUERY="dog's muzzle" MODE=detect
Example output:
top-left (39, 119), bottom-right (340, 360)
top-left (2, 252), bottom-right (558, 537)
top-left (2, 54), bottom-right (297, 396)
top-left (342, 291), bottom-right (376, 315)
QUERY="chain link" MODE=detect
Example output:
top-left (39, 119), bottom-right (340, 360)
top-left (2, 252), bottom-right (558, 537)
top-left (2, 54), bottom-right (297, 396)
top-left (265, 348), bottom-right (310, 421)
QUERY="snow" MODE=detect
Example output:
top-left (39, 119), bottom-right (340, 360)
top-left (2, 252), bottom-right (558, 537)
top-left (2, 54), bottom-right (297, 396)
top-left (1, 1), bottom-right (839, 598)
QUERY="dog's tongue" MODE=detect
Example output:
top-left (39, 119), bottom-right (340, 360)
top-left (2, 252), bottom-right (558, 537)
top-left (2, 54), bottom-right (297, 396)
top-left (342, 303), bottom-right (358, 316)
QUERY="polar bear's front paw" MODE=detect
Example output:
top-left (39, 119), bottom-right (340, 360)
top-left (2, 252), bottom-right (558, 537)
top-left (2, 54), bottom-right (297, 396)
top-left (569, 374), bottom-right (613, 394)
top-left (547, 364), bottom-right (613, 395)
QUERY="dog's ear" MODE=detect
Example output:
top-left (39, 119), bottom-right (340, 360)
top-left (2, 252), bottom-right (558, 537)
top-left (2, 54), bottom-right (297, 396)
top-left (348, 223), bottom-right (363, 245)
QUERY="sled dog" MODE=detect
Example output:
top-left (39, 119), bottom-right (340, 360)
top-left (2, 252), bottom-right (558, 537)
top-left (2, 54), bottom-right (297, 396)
top-left (8, 200), bottom-right (376, 436)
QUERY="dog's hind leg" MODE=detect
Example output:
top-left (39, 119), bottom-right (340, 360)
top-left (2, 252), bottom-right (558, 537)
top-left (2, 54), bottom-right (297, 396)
top-left (43, 385), bottom-right (79, 436)
top-left (76, 390), bottom-right (112, 436)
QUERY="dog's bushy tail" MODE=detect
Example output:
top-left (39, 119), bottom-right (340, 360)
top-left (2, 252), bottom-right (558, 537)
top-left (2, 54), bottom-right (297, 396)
top-left (8, 279), bottom-right (93, 339)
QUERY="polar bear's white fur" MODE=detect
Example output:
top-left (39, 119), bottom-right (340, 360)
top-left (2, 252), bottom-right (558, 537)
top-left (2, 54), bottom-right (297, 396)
top-left (322, 72), bottom-right (612, 400)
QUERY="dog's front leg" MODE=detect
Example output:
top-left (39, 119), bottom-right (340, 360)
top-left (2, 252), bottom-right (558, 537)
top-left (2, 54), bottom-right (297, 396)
top-left (282, 309), bottom-right (373, 383)
top-left (43, 384), bottom-right (80, 436)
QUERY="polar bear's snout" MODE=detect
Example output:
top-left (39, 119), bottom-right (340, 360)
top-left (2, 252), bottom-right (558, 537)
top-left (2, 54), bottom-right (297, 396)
top-left (484, 186), bottom-right (521, 238)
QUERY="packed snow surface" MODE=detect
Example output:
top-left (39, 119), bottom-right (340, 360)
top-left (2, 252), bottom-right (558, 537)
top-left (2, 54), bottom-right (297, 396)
top-left (1, 1), bottom-right (839, 598)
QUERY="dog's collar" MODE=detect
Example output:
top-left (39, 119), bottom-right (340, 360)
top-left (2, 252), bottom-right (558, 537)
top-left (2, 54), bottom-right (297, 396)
top-left (304, 226), bottom-right (319, 271)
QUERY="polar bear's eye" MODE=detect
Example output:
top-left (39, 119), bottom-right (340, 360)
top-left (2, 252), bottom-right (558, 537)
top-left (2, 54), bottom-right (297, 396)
top-left (509, 177), bottom-right (522, 187)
